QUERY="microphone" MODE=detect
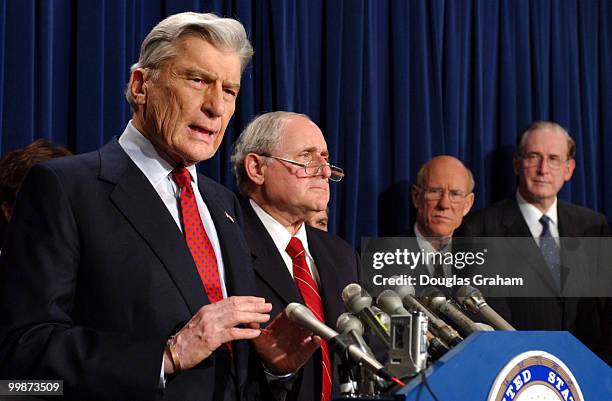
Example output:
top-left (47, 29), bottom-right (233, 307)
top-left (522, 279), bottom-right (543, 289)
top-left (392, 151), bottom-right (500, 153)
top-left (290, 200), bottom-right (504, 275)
top-left (371, 306), bottom-right (390, 332)
top-left (420, 286), bottom-right (490, 336)
top-left (454, 285), bottom-right (515, 331)
top-left (336, 313), bottom-right (374, 356)
top-left (285, 303), bottom-right (396, 382)
top-left (341, 283), bottom-right (391, 347)
top-left (376, 289), bottom-right (410, 315)
top-left (336, 313), bottom-right (381, 395)
top-left (393, 285), bottom-right (463, 347)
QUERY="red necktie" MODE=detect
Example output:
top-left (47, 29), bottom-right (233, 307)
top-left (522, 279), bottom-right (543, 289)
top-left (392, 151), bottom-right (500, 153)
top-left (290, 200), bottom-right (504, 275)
top-left (286, 237), bottom-right (332, 401)
top-left (172, 167), bottom-right (223, 303)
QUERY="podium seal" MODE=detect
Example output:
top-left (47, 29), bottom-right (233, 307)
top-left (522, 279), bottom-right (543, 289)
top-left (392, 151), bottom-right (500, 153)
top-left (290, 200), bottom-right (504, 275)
top-left (487, 350), bottom-right (584, 401)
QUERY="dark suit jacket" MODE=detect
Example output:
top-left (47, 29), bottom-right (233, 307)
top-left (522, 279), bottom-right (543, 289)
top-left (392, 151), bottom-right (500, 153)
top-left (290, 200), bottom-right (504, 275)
top-left (240, 199), bottom-right (359, 401)
top-left (460, 198), bottom-right (609, 354)
top-left (380, 232), bottom-right (444, 295)
top-left (0, 139), bottom-right (260, 401)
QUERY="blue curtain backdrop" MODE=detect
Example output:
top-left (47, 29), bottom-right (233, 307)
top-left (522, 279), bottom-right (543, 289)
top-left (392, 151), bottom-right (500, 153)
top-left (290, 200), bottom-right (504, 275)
top-left (0, 0), bottom-right (610, 246)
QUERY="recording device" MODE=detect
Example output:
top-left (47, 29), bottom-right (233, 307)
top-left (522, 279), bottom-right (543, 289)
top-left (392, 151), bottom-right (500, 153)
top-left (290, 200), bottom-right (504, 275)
top-left (393, 285), bottom-right (463, 347)
top-left (375, 289), bottom-right (449, 360)
top-left (420, 286), bottom-right (488, 336)
top-left (285, 303), bottom-right (395, 381)
top-left (454, 285), bottom-right (515, 331)
top-left (387, 312), bottom-right (429, 378)
top-left (376, 290), bottom-right (428, 377)
top-left (342, 283), bottom-right (391, 347)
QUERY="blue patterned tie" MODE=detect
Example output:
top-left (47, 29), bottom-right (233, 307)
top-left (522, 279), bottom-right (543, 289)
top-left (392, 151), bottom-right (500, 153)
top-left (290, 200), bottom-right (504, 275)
top-left (539, 215), bottom-right (561, 291)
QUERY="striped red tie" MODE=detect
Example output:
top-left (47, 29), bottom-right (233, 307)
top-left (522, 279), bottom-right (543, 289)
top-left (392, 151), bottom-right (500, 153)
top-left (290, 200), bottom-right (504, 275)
top-left (286, 237), bottom-right (332, 401)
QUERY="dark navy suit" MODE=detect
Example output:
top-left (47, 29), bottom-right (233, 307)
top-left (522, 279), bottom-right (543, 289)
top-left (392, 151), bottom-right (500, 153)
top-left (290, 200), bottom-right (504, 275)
top-left (0, 139), bottom-right (259, 400)
top-left (459, 198), bottom-right (609, 358)
top-left (240, 199), bottom-right (359, 401)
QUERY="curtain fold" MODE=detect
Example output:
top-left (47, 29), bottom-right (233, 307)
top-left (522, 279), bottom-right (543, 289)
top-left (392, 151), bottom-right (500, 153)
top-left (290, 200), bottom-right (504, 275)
top-left (1, 0), bottom-right (610, 246)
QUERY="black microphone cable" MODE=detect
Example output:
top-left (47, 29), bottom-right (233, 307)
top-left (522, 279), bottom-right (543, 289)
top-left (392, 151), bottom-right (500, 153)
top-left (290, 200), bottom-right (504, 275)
top-left (419, 370), bottom-right (442, 401)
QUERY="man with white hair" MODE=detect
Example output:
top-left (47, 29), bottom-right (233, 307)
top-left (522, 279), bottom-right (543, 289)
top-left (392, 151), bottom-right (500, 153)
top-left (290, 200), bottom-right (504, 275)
top-left (232, 111), bottom-right (359, 401)
top-left (0, 12), bottom-right (297, 400)
top-left (461, 121), bottom-right (609, 359)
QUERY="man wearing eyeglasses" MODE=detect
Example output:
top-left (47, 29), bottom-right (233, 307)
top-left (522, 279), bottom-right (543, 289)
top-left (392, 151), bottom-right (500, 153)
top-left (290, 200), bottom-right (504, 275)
top-left (398, 156), bottom-right (476, 292)
top-left (460, 121), bottom-right (610, 361)
top-left (231, 111), bottom-right (359, 401)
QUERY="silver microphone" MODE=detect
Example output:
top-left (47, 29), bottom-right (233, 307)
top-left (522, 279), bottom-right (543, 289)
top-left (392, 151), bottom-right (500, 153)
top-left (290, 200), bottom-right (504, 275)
top-left (454, 285), bottom-right (515, 331)
top-left (285, 303), bottom-right (393, 380)
top-left (336, 312), bottom-right (373, 356)
top-left (342, 283), bottom-right (391, 347)
top-left (420, 286), bottom-right (489, 336)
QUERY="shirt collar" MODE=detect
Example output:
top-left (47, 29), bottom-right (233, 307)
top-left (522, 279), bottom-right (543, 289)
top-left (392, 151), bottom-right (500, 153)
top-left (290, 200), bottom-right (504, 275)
top-left (118, 121), bottom-right (198, 186)
top-left (249, 199), bottom-right (312, 259)
top-left (516, 190), bottom-right (558, 226)
top-left (413, 223), bottom-right (452, 254)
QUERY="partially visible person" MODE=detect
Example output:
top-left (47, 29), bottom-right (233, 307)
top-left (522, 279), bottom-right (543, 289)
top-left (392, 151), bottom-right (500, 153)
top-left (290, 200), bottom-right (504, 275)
top-left (0, 12), bottom-right (311, 401)
top-left (306, 208), bottom-right (329, 231)
top-left (232, 111), bottom-right (359, 401)
top-left (460, 121), bottom-right (609, 358)
top-left (0, 139), bottom-right (71, 245)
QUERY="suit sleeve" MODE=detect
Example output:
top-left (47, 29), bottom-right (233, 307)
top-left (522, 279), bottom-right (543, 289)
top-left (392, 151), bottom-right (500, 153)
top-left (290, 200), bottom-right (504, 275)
top-left (0, 164), bottom-right (163, 400)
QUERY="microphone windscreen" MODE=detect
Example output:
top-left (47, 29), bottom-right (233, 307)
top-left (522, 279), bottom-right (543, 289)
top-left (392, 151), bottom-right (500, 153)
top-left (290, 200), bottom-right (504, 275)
top-left (341, 283), bottom-right (362, 304)
top-left (376, 289), bottom-right (407, 315)
top-left (286, 302), bottom-right (311, 320)
top-left (395, 284), bottom-right (416, 300)
top-left (336, 313), bottom-right (364, 335)
top-left (454, 285), bottom-right (480, 303)
top-left (342, 283), bottom-right (373, 313)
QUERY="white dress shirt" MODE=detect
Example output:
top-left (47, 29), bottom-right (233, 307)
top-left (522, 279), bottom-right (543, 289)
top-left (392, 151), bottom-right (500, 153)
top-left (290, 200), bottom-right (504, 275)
top-left (414, 223), bottom-right (453, 278)
top-left (516, 190), bottom-right (560, 246)
top-left (249, 198), bottom-right (320, 285)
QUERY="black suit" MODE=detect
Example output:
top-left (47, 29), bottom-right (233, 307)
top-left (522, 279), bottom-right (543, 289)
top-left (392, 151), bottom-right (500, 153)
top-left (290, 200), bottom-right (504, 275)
top-left (240, 199), bottom-right (359, 401)
top-left (0, 139), bottom-right (260, 401)
top-left (460, 198), bottom-right (609, 355)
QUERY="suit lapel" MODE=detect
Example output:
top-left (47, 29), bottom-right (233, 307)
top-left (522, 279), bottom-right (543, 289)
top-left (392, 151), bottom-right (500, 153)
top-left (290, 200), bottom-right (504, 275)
top-left (307, 227), bottom-right (345, 327)
top-left (199, 179), bottom-right (253, 297)
top-left (502, 200), bottom-right (560, 294)
top-left (241, 200), bottom-right (302, 305)
top-left (197, 178), bottom-right (255, 390)
top-left (99, 140), bottom-right (209, 316)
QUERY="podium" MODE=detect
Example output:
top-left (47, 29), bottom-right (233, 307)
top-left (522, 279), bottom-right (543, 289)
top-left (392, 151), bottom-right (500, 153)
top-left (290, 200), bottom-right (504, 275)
top-left (336, 331), bottom-right (611, 400)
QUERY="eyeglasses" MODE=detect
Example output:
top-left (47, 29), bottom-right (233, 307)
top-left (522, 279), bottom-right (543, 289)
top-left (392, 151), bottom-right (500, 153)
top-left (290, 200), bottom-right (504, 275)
top-left (521, 153), bottom-right (569, 170)
top-left (260, 154), bottom-right (345, 182)
top-left (416, 185), bottom-right (470, 203)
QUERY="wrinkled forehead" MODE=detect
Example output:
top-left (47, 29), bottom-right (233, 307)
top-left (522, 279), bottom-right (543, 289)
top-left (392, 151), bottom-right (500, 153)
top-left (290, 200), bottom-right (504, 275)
top-left (276, 117), bottom-right (328, 156)
top-left (423, 164), bottom-right (471, 191)
top-left (523, 129), bottom-right (569, 156)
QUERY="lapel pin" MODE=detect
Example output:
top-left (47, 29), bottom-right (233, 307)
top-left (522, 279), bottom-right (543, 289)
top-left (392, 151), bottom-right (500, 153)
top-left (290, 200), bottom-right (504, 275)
top-left (225, 211), bottom-right (235, 223)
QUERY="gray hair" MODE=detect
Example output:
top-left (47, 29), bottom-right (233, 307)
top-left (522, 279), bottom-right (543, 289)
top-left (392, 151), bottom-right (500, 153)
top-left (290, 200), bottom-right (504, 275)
top-left (517, 121), bottom-right (576, 159)
top-left (125, 12), bottom-right (253, 108)
top-left (231, 111), bottom-right (309, 195)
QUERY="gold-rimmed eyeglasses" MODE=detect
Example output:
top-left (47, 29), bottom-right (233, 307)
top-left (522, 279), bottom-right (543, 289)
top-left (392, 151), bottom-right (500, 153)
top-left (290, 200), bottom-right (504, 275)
top-left (260, 154), bottom-right (345, 182)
